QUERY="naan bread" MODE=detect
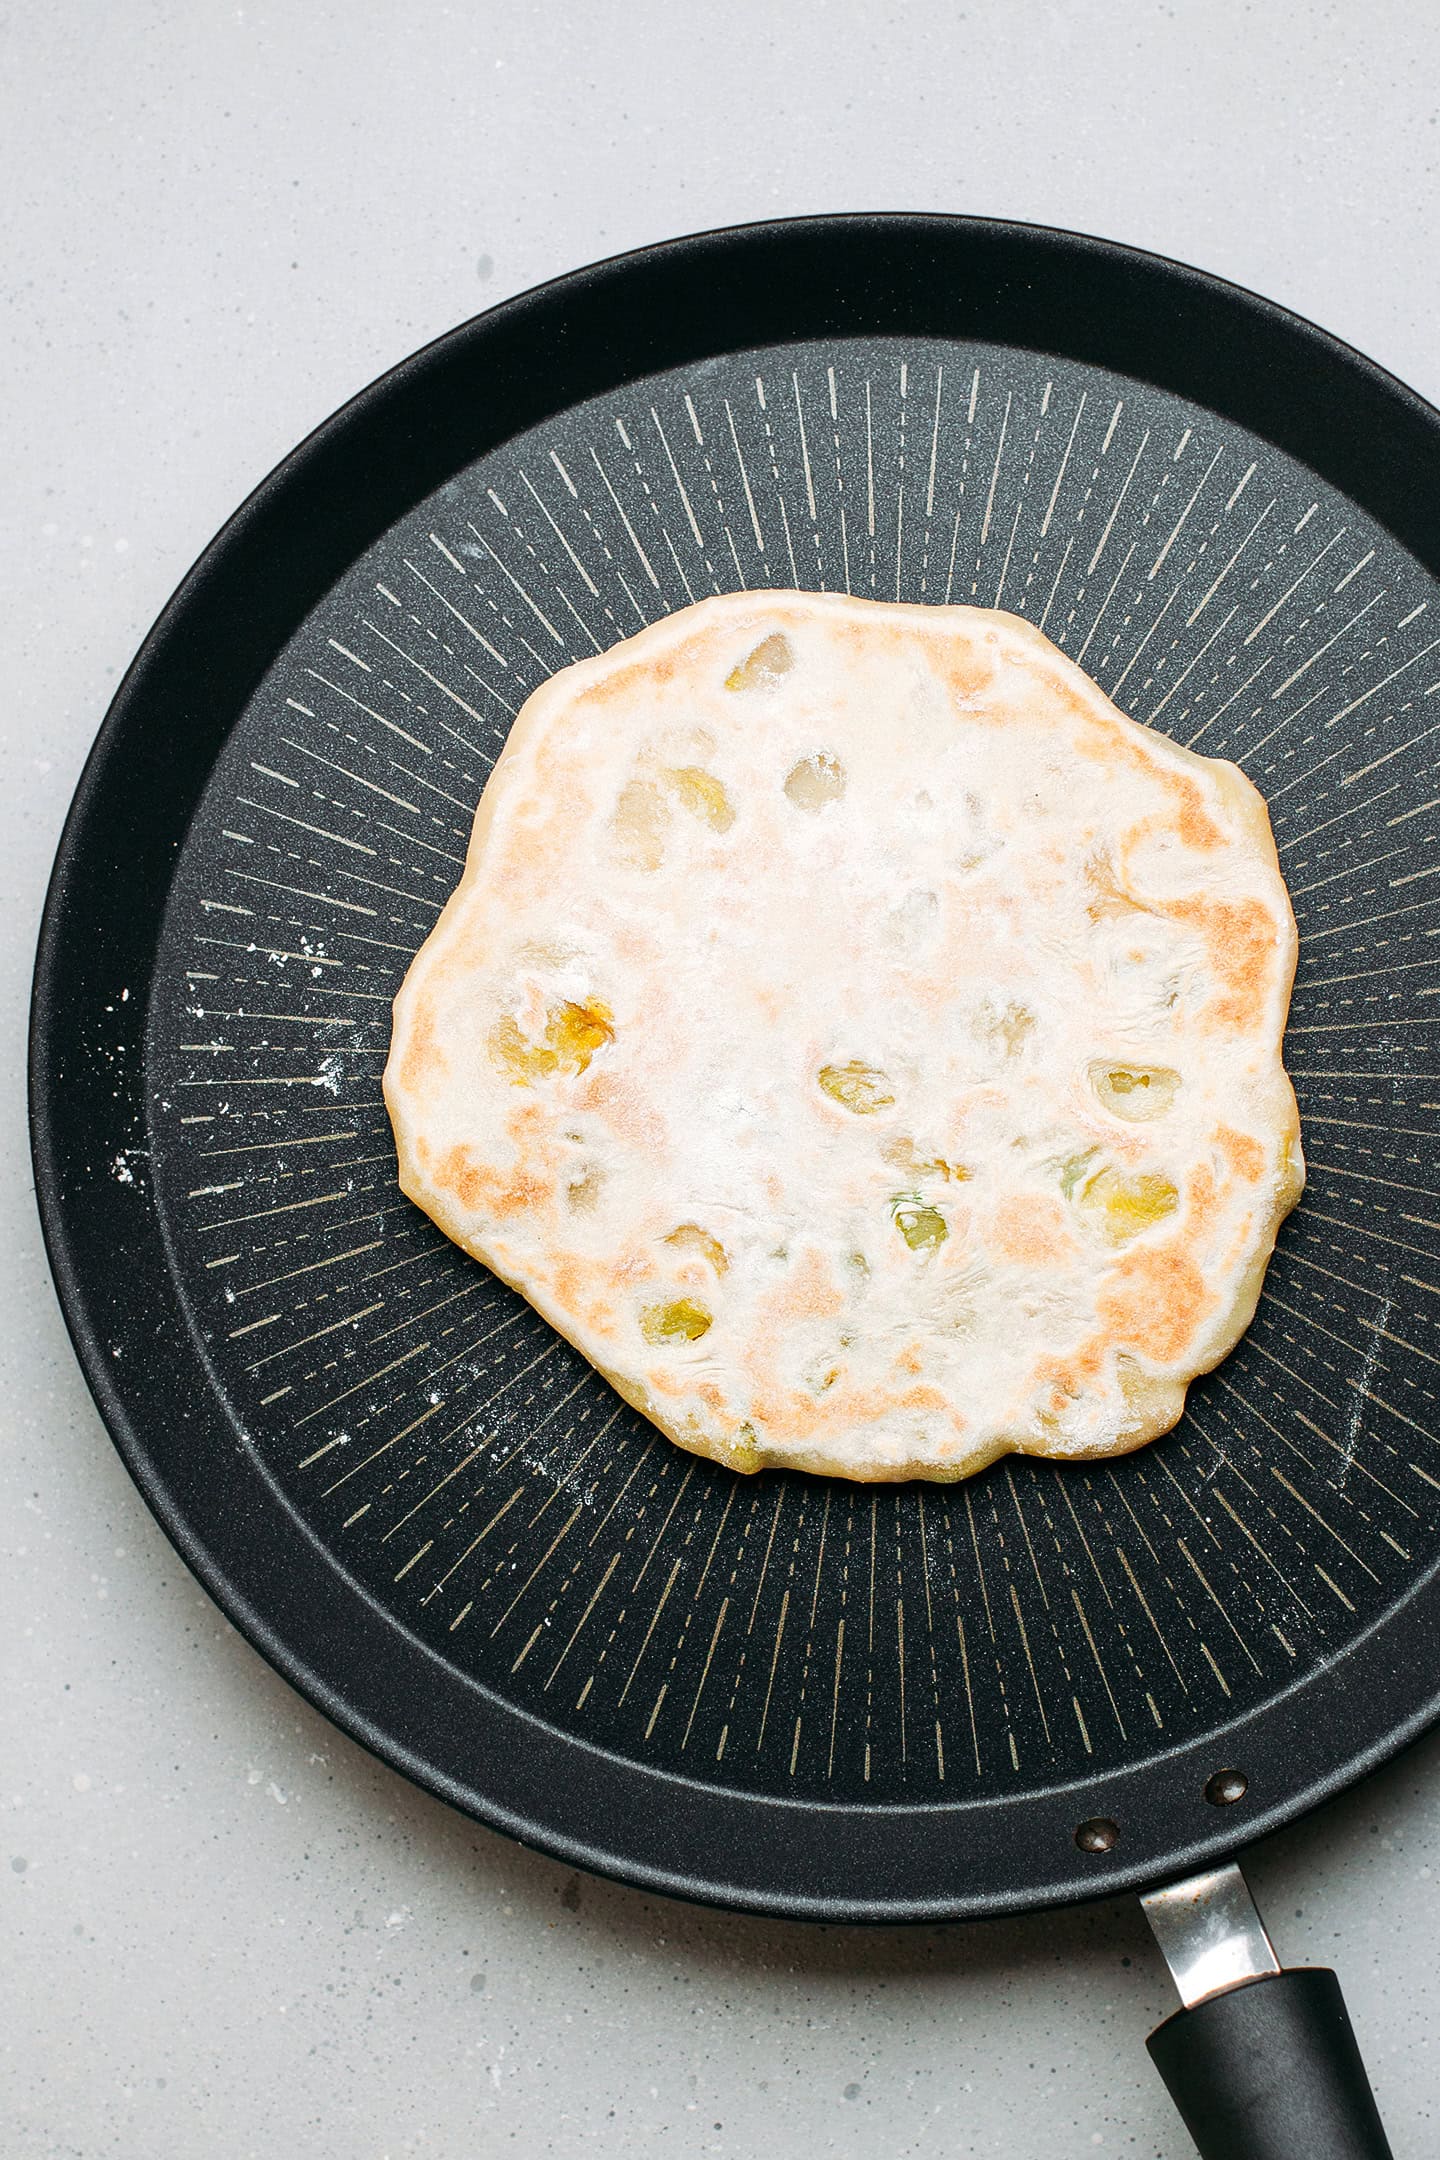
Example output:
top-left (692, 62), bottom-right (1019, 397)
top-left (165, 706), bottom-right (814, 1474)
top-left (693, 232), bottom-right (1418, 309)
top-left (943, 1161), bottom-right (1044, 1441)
top-left (385, 592), bottom-right (1302, 1482)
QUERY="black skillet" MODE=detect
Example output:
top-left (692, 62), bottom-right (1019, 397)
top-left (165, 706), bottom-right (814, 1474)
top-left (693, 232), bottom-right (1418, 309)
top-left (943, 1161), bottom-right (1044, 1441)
top-left (33, 216), bottom-right (1440, 2156)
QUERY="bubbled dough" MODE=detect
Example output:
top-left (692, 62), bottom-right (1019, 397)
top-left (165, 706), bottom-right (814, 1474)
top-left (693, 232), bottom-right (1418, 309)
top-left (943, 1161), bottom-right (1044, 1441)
top-left (384, 592), bottom-right (1303, 1483)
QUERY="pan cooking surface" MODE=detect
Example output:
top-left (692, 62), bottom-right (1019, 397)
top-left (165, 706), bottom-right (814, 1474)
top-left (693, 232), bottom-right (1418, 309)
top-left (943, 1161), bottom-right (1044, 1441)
top-left (143, 332), bottom-right (1440, 1810)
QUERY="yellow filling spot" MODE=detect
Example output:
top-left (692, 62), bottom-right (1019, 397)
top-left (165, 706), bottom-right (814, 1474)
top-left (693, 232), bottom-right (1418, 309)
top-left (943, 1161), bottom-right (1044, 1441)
top-left (490, 998), bottom-right (615, 1084)
top-left (613, 778), bottom-right (671, 870)
top-left (881, 1137), bottom-right (970, 1181)
top-left (1089, 1060), bottom-right (1181, 1122)
top-left (1056, 1148), bottom-right (1101, 1201)
top-left (818, 1061), bottom-right (895, 1115)
top-left (1084, 849), bottom-right (1156, 921)
top-left (985, 1000), bottom-right (1036, 1058)
top-left (805, 1358), bottom-right (843, 1396)
top-left (664, 1223), bottom-right (729, 1275)
top-left (784, 752), bottom-right (847, 812)
top-left (565, 1166), bottom-right (604, 1213)
top-left (1075, 1165), bottom-right (1179, 1245)
top-left (725, 632), bottom-right (794, 691)
top-left (728, 1421), bottom-right (763, 1471)
top-left (663, 765), bottom-right (735, 832)
top-left (640, 1298), bottom-right (713, 1344)
top-left (891, 1194), bottom-right (948, 1253)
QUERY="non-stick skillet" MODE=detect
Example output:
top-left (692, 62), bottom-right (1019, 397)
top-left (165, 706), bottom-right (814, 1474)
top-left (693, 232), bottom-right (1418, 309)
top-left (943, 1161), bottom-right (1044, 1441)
top-left (31, 215), bottom-right (1440, 2157)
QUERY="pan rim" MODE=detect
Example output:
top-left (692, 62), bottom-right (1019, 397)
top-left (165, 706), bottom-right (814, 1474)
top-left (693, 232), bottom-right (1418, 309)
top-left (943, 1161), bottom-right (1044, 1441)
top-left (30, 210), bottom-right (1440, 1922)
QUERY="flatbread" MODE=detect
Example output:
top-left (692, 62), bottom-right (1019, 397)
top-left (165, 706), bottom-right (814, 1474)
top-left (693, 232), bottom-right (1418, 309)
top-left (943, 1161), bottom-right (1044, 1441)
top-left (384, 592), bottom-right (1303, 1482)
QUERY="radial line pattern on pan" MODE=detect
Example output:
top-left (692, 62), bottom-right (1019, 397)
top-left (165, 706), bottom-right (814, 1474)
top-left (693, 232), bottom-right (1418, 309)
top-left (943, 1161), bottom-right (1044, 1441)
top-left (149, 339), bottom-right (1440, 1803)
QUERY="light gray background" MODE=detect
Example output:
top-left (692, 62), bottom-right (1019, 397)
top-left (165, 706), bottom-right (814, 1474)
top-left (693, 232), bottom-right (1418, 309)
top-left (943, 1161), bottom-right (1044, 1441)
top-left (5, 4), bottom-right (1440, 2154)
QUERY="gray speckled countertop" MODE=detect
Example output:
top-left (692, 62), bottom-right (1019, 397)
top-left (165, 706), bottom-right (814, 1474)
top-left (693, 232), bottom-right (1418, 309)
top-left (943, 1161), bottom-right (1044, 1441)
top-left (6, 5), bottom-right (1440, 2154)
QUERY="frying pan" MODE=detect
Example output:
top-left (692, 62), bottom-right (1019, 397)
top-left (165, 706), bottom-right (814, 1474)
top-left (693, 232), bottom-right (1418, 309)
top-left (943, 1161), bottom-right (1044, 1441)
top-left (31, 214), bottom-right (1440, 2157)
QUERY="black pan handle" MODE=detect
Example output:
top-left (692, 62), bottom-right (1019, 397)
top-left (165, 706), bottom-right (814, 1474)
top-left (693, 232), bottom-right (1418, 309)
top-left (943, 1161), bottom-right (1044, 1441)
top-left (1147, 1967), bottom-right (1392, 2160)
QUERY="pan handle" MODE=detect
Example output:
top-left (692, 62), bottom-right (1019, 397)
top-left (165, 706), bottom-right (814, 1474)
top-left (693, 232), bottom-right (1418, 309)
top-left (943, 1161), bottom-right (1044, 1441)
top-left (1147, 1967), bottom-right (1392, 2159)
top-left (1142, 1866), bottom-right (1392, 2159)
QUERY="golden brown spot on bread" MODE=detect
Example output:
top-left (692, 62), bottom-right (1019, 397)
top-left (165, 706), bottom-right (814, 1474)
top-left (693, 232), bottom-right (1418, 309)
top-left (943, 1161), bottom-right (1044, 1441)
top-left (944, 649), bottom-right (993, 702)
top-left (551, 1253), bottom-right (609, 1329)
top-left (992, 1193), bottom-right (1075, 1266)
top-left (899, 1386), bottom-right (950, 1413)
top-left (1184, 1160), bottom-right (1221, 1235)
top-left (740, 1365), bottom-right (963, 1447)
top-left (494, 789), bottom-right (593, 892)
top-left (1034, 1338), bottom-right (1108, 1412)
top-left (579, 1070), bottom-right (667, 1151)
top-left (397, 1000), bottom-right (440, 1097)
top-left (1177, 800), bottom-right (1224, 852)
top-left (505, 1096), bottom-right (553, 1145)
top-left (1164, 894), bottom-right (1276, 1031)
top-left (1217, 1125), bottom-right (1265, 1180)
top-left (770, 1248), bottom-right (844, 1323)
top-left (490, 1171), bottom-right (551, 1221)
top-left (579, 647), bottom-right (683, 707)
top-left (1098, 1242), bottom-right (1214, 1364)
top-left (1059, 689), bottom-right (1224, 846)
top-left (1116, 798), bottom-right (1225, 862)
top-left (435, 1144), bottom-right (551, 1220)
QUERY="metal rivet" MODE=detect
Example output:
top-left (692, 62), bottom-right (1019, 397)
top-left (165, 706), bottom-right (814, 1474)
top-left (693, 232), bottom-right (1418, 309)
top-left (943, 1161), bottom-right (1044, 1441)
top-left (1204, 1767), bottom-right (1249, 1807)
top-left (1075, 1816), bottom-right (1119, 1855)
